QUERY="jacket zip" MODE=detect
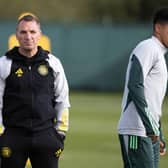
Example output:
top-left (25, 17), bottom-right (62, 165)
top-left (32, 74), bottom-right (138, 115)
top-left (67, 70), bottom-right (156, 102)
top-left (28, 65), bottom-right (33, 128)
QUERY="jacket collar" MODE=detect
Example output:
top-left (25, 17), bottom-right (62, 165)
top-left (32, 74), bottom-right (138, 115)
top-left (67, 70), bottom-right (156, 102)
top-left (5, 46), bottom-right (49, 62)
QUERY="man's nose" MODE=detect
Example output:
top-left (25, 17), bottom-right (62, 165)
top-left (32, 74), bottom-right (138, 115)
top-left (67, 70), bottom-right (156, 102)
top-left (25, 32), bottom-right (32, 39)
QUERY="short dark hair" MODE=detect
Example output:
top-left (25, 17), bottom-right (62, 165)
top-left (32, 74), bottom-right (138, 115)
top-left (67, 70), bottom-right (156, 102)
top-left (17, 14), bottom-right (41, 29)
top-left (18, 14), bottom-right (40, 24)
top-left (153, 7), bottom-right (168, 25)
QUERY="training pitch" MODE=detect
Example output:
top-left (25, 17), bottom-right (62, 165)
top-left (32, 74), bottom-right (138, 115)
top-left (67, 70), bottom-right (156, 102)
top-left (26, 91), bottom-right (168, 168)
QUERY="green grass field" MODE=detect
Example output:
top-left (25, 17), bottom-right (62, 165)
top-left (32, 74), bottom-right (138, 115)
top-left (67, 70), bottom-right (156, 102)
top-left (27, 91), bottom-right (168, 168)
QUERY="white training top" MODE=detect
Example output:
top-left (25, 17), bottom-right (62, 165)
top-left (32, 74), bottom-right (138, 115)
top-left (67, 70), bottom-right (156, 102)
top-left (118, 36), bottom-right (168, 137)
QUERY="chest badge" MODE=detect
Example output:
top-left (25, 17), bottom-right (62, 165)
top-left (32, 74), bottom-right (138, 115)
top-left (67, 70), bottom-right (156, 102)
top-left (1, 147), bottom-right (12, 158)
top-left (15, 68), bottom-right (23, 77)
top-left (38, 65), bottom-right (48, 76)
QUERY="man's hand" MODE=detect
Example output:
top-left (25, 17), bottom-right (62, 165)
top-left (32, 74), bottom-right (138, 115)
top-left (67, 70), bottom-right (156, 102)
top-left (160, 141), bottom-right (166, 156)
top-left (148, 135), bottom-right (166, 156)
top-left (149, 135), bottom-right (159, 143)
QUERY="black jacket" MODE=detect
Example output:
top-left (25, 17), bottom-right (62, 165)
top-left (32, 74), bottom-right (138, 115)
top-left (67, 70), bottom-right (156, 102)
top-left (2, 47), bottom-right (57, 131)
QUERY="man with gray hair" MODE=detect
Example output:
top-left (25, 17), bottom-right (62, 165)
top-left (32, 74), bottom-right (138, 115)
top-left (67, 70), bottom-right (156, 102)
top-left (0, 14), bottom-right (70, 168)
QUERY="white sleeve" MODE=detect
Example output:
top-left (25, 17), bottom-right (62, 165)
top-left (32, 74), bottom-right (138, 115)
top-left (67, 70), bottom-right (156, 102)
top-left (0, 56), bottom-right (12, 133)
top-left (130, 42), bottom-right (160, 135)
top-left (48, 54), bottom-right (70, 133)
top-left (0, 77), bottom-right (5, 133)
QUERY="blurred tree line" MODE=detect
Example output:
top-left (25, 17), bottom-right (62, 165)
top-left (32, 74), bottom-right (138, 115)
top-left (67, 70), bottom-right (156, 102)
top-left (0, 0), bottom-right (168, 23)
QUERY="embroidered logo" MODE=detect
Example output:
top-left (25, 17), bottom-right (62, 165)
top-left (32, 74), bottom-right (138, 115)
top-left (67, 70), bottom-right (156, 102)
top-left (38, 65), bottom-right (48, 76)
top-left (1, 147), bottom-right (12, 158)
top-left (15, 68), bottom-right (23, 77)
top-left (55, 148), bottom-right (63, 157)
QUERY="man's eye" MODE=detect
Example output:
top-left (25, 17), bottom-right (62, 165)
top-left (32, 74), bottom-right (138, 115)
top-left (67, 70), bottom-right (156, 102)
top-left (30, 31), bottom-right (36, 34)
top-left (20, 31), bottom-right (26, 34)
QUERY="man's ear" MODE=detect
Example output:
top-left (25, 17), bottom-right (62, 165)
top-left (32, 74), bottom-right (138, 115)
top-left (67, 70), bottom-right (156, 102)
top-left (154, 23), bottom-right (162, 35)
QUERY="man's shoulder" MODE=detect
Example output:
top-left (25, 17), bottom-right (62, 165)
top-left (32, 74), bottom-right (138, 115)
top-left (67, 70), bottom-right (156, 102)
top-left (132, 37), bottom-right (157, 57)
top-left (136, 37), bottom-right (154, 50)
top-left (48, 53), bottom-right (61, 64)
top-left (47, 54), bottom-right (64, 72)
top-left (0, 55), bottom-right (12, 79)
top-left (136, 36), bottom-right (163, 52)
top-left (0, 55), bottom-right (7, 59)
top-left (0, 55), bottom-right (11, 63)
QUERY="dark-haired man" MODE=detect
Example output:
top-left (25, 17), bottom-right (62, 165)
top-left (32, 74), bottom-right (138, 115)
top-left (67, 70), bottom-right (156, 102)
top-left (0, 14), bottom-right (70, 168)
top-left (118, 7), bottom-right (168, 168)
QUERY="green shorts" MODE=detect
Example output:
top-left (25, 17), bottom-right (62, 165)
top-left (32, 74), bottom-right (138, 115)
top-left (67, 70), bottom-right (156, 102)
top-left (119, 134), bottom-right (160, 168)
